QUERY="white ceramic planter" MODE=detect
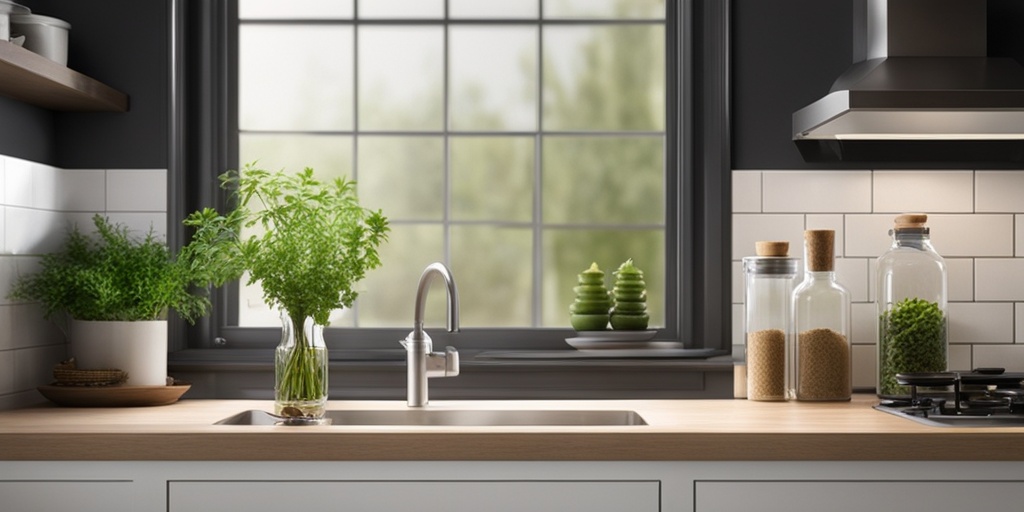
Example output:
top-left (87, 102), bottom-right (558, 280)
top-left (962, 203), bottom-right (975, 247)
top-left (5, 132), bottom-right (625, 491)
top-left (70, 320), bottom-right (168, 386)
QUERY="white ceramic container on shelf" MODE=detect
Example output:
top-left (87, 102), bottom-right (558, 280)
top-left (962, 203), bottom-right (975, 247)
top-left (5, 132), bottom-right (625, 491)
top-left (10, 13), bottom-right (70, 65)
top-left (70, 320), bottom-right (168, 387)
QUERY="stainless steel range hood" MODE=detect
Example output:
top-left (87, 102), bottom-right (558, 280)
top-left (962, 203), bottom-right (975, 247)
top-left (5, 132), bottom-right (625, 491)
top-left (793, 0), bottom-right (1024, 161)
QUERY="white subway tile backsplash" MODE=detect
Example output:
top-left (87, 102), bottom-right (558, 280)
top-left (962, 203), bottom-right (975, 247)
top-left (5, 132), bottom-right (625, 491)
top-left (945, 258), bottom-right (974, 302)
top-left (948, 302), bottom-right (1014, 344)
top-left (928, 214), bottom-right (1013, 257)
top-left (733, 169), bottom-right (1024, 392)
top-left (976, 259), bottom-right (1024, 301)
top-left (852, 344), bottom-right (875, 390)
top-left (13, 344), bottom-right (66, 392)
top-left (732, 171), bottom-right (761, 213)
top-left (106, 169), bottom-right (167, 212)
top-left (5, 304), bottom-right (63, 350)
top-left (976, 171), bottom-right (1024, 213)
top-left (762, 171), bottom-right (871, 213)
top-left (731, 261), bottom-right (742, 304)
top-left (948, 344), bottom-right (972, 372)
top-left (1017, 303), bottom-right (1024, 344)
top-left (732, 304), bottom-right (744, 347)
top-left (1017, 215), bottom-right (1024, 257)
top-left (844, 214), bottom-right (893, 258)
top-left (58, 169), bottom-right (106, 212)
top-left (834, 258), bottom-right (868, 302)
top-left (0, 207), bottom-right (5, 254)
top-left (973, 345), bottom-right (1024, 372)
top-left (851, 302), bottom-right (877, 345)
top-left (731, 214), bottom-right (805, 260)
top-left (873, 170), bottom-right (974, 213)
top-left (4, 157), bottom-right (61, 211)
top-left (3, 158), bottom-right (34, 208)
top-left (4, 208), bottom-right (67, 255)
top-left (105, 213), bottom-right (168, 240)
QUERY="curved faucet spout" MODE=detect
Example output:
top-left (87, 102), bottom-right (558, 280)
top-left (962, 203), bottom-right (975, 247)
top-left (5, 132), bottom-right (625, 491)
top-left (403, 262), bottom-right (461, 407)
top-left (411, 262), bottom-right (460, 342)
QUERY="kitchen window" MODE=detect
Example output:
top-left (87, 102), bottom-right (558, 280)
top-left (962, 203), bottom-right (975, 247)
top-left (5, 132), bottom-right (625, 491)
top-left (175, 0), bottom-right (730, 369)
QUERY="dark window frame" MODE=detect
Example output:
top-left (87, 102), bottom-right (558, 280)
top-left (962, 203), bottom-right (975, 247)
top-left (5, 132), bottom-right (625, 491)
top-left (168, 0), bottom-right (730, 362)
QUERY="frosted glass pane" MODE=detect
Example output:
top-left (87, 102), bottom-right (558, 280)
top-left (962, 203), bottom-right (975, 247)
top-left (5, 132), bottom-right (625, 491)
top-left (357, 137), bottom-right (444, 221)
top-left (239, 134), bottom-right (352, 178)
top-left (239, 25), bottom-right (353, 131)
top-left (450, 27), bottom-right (537, 131)
top-left (450, 0), bottom-right (538, 19)
top-left (240, 0), bottom-right (353, 19)
top-left (543, 25), bottom-right (664, 131)
top-left (359, 27), bottom-right (444, 131)
top-left (451, 137), bottom-right (533, 222)
top-left (543, 137), bottom-right (664, 224)
top-left (451, 226), bottom-right (533, 327)
top-left (356, 224), bottom-right (446, 327)
top-left (542, 228), bottom-right (664, 327)
top-left (544, 0), bottom-right (665, 19)
top-left (359, 0), bottom-right (443, 19)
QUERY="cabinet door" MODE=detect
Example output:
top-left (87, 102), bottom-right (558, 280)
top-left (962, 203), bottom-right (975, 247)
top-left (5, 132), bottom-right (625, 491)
top-left (0, 481), bottom-right (137, 512)
top-left (695, 481), bottom-right (1022, 511)
top-left (169, 480), bottom-right (659, 512)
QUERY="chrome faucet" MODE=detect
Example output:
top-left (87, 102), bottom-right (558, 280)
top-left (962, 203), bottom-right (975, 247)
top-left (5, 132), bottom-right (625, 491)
top-left (400, 262), bottom-right (460, 407)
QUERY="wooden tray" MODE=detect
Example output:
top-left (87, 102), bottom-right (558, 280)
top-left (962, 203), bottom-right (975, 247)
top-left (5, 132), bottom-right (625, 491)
top-left (37, 381), bottom-right (191, 407)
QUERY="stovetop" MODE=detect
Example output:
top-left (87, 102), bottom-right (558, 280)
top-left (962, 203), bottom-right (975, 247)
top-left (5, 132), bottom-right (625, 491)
top-left (873, 368), bottom-right (1024, 427)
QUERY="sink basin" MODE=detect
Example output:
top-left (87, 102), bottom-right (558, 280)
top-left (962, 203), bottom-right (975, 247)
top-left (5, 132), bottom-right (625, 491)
top-left (215, 409), bottom-right (647, 427)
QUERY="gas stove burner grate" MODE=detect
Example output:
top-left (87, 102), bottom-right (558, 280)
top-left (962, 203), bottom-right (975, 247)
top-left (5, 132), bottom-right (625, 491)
top-left (876, 368), bottom-right (1024, 427)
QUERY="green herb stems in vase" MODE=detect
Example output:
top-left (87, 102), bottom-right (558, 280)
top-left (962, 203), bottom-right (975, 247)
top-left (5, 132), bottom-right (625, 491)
top-left (185, 164), bottom-right (389, 419)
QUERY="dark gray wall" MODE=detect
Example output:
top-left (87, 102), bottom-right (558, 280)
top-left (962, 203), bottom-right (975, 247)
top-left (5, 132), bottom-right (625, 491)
top-left (732, 0), bottom-right (1024, 170)
top-left (0, 95), bottom-right (54, 164)
top-left (0, 0), bottom-right (168, 169)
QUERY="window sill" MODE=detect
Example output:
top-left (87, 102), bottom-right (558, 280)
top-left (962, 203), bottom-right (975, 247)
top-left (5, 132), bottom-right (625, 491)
top-left (169, 348), bottom-right (734, 400)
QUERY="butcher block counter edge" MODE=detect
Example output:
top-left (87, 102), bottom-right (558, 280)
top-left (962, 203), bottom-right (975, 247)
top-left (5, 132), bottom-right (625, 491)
top-left (1, 395), bottom-right (1020, 461)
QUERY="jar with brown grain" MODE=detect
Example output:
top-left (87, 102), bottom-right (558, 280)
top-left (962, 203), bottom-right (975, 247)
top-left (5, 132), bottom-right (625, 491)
top-left (792, 230), bottom-right (851, 401)
top-left (743, 241), bottom-right (798, 401)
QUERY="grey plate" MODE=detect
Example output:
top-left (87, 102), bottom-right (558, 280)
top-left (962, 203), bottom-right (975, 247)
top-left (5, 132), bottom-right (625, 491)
top-left (566, 330), bottom-right (660, 350)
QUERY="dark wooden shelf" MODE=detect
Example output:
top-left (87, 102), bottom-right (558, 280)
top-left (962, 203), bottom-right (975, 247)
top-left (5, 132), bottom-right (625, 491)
top-left (0, 39), bottom-right (128, 112)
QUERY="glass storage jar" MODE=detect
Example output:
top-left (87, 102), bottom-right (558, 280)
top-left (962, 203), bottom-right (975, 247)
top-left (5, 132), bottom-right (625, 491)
top-left (743, 241), bottom-right (798, 401)
top-left (876, 214), bottom-right (947, 398)
top-left (792, 230), bottom-right (851, 401)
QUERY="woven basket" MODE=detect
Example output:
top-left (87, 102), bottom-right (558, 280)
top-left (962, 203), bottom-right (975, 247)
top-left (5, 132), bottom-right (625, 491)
top-left (52, 358), bottom-right (128, 387)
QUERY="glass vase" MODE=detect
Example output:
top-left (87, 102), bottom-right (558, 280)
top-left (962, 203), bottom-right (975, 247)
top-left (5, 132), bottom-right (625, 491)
top-left (275, 311), bottom-right (328, 418)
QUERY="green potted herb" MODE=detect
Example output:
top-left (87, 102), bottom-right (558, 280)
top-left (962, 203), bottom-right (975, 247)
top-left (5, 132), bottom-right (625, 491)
top-left (8, 214), bottom-right (232, 386)
top-left (185, 164), bottom-right (389, 418)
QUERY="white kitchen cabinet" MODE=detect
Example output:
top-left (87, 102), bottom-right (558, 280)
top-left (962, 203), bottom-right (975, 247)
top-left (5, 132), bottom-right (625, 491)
top-left (168, 480), bottom-right (659, 512)
top-left (5, 460), bottom-right (1024, 512)
top-left (0, 481), bottom-right (139, 512)
top-left (694, 481), bottom-right (1021, 511)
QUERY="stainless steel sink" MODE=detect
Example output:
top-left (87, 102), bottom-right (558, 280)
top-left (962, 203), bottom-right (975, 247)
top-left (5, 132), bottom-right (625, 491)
top-left (215, 409), bottom-right (647, 427)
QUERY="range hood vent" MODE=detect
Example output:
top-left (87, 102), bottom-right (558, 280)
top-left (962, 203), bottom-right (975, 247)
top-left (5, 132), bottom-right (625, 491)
top-left (793, 0), bottom-right (1024, 162)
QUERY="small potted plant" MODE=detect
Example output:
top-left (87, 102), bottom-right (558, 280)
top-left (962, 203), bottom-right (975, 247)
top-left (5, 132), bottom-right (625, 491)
top-left (8, 214), bottom-right (233, 386)
top-left (185, 164), bottom-right (389, 419)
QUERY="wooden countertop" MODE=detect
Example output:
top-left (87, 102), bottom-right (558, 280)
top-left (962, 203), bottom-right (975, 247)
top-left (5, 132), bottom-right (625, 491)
top-left (1, 395), bottom-right (1022, 461)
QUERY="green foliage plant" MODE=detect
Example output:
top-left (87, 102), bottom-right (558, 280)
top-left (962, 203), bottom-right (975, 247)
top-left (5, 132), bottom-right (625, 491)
top-left (878, 298), bottom-right (947, 397)
top-left (8, 214), bottom-right (232, 326)
top-left (184, 163), bottom-right (389, 414)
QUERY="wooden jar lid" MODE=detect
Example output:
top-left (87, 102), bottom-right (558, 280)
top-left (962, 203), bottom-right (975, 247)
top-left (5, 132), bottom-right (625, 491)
top-left (894, 213), bottom-right (928, 228)
top-left (755, 241), bottom-right (789, 257)
top-left (804, 230), bottom-right (835, 272)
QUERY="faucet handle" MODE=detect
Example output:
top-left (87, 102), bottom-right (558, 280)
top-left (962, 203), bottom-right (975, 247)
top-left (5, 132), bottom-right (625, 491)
top-left (445, 346), bottom-right (460, 377)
